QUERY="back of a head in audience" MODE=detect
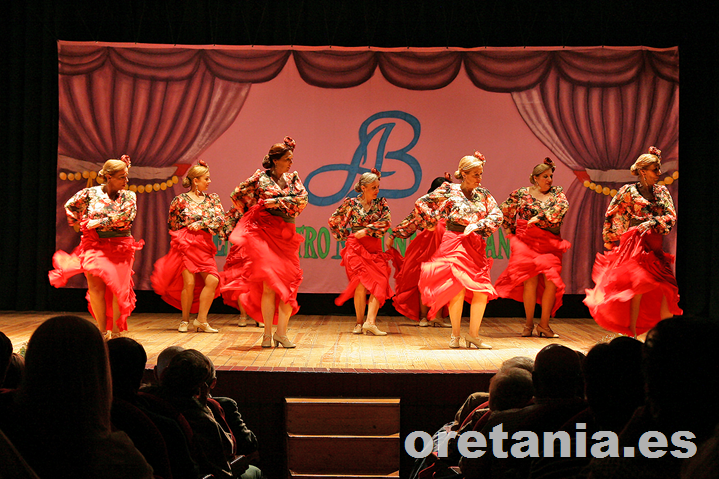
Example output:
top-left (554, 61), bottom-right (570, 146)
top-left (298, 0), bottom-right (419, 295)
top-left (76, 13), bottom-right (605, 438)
top-left (18, 315), bottom-right (112, 437)
top-left (0, 331), bottom-right (12, 385)
top-left (498, 356), bottom-right (534, 374)
top-left (644, 316), bottom-right (719, 442)
top-left (489, 367), bottom-right (534, 411)
top-left (583, 336), bottom-right (644, 431)
top-left (154, 345), bottom-right (186, 383)
top-left (532, 344), bottom-right (583, 399)
top-left (2, 352), bottom-right (25, 389)
top-left (160, 349), bottom-right (212, 399)
top-left (107, 337), bottom-right (148, 400)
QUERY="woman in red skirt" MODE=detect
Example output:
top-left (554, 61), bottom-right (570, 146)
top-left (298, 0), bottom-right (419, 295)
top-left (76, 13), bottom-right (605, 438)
top-left (388, 175), bottom-right (451, 327)
top-left (328, 169), bottom-right (397, 336)
top-left (151, 160), bottom-right (234, 333)
top-left (49, 155), bottom-right (144, 339)
top-left (389, 152), bottom-right (503, 349)
top-left (584, 146), bottom-right (681, 337)
top-left (220, 137), bottom-right (308, 348)
top-left (494, 158), bottom-right (571, 338)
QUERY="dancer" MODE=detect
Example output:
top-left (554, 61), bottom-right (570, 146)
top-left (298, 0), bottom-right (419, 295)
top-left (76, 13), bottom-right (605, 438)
top-left (389, 151), bottom-right (503, 349)
top-left (387, 175), bottom-right (451, 327)
top-left (49, 155), bottom-right (144, 340)
top-left (584, 146), bottom-right (682, 337)
top-left (220, 136), bottom-right (307, 348)
top-left (328, 169), bottom-right (396, 336)
top-left (151, 160), bottom-right (232, 333)
top-left (494, 158), bottom-right (570, 338)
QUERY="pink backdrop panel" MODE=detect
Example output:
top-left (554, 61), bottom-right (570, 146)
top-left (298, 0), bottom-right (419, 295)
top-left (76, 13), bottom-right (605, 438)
top-left (55, 44), bottom-right (678, 298)
top-left (200, 56), bottom-right (564, 293)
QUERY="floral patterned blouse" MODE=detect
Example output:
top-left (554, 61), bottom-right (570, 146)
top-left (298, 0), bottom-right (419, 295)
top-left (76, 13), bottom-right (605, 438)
top-left (501, 186), bottom-right (569, 234)
top-left (64, 186), bottom-right (137, 232)
top-left (167, 192), bottom-right (234, 240)
top-left (391, 182), bottom-right (503, 239)
top-left (603, 183), bottom-right (677, 243)
top-left (230, 169), bottom-right (308, 218)
top-left (328, 197), bottom-right (391, 241)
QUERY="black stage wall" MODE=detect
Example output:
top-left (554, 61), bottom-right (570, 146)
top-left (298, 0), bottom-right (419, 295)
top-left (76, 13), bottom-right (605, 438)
top-left (1, 2), bottom-right (719, 478)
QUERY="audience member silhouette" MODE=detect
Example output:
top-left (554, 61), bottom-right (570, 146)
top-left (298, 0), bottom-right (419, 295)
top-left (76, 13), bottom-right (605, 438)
top-left (154, 345), bottom-right (187, 383)
top-left (202, 352), bottom-right (262, 478)
top-left (586, 316), bottom-right (719, 479)
top-left (0, 315), bottom-right (153, 478)
top-left (107, 337), bottom-right (199, 479)
top-left (529, 336), bottom-right (644, 479)
top-left (0, 331), bottom-right (12, 386)
top-left (681, 423), bottom-right (719, 479)
top-left (451, 356), bottom-right (535, 435)
top-left (155, 348), bottom-right (262, 479)
top-left (460, 344), bottom-right (585, 479)
top-left (409, 357), bottom-right (535, 479)
top-left (2, 352), bottom-right (25, 389)
top-left (202, 355), bottom-right (260, 459)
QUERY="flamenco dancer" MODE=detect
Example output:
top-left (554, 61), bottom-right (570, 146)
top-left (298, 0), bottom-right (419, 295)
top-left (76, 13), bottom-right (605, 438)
top-left (220, 137), bottom-right (308, 348)
top-left (328, 169), bottom-right (398, 336)
top-left (49, 155), bottom-right (144, 339)
top-left (151, 160), bottom-right (234, 333)
top-left (389, 151), bottom-right (503, 349)
top-left (494, 158), bottom-right (570, 338)
top-left (584, 146), bottom-right (682, 337)
top-left (387, 175), bottom-right (451, 327)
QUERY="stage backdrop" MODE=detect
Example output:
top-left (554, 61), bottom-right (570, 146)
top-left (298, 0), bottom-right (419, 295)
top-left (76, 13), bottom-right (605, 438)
top-left (55, 43), bottom-right (679, 297)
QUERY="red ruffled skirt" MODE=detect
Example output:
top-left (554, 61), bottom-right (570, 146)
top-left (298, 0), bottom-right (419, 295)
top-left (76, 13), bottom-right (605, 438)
top-left (334, 235), bottom-right (400, 308)
top-left (219, 205), bottom-right (303, 324)
top-left (419, 230), bottom-right (497, 320)
top-left (48, 229), bottom-right (144, 331)
top-left (150, 228), bottom-right (220, 313)
top-left (584, 228), bottom-right (682, 335)
top-left (393, 223), bottom-right (445, 321)
top-left (494, 220), bottom-right (571, 316)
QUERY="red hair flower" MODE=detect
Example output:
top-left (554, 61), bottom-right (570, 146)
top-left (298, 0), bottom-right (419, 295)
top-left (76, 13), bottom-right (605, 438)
top-left (648, 146), bottom-right (662, 159)
top-left (198, 159), bottom-right (208, 167)
top-left (473, 151), bottom-right (486, 162)
top-left (544, 157), bottom-right (555, 168)
top-left (283, 136), bottom-right (296, 150)
top-left (120, 155), bottom-right (131, 167)
top-left (371, 167), bottom-right (382, 179)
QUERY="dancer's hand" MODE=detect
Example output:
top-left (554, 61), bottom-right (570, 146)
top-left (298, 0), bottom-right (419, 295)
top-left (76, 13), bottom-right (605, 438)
top-left (384, 235), bottom-right (394, 249)
top-left (603, 241), bottom-right (615, 250)
top-left (464, 223), bottom-right (479, 235)
top-left (637, 220), bottom-right (653, 234)
top-left (84, 219), bottom-right (102, 230)
top-left (354, 228), bottom-right (367, 239)
top-left (263, 198), bottom-right (279, 209)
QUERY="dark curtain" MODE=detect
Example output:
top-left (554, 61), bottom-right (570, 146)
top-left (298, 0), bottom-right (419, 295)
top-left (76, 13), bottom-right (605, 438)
top-left (3, 1), bottom-right (718, 318)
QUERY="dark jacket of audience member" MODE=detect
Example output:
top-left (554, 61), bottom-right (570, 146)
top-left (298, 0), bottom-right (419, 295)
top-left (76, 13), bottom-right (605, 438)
top-left (529, 336), bottom-right (644, 479)
top-left (155, 349), bottom-right (236, 479)
top-left (107, 337), bottom-right (200, 479)
top-left (461, 344), bottom-right (586, 479)
top-left (586, 317), bottom-right (719, 479)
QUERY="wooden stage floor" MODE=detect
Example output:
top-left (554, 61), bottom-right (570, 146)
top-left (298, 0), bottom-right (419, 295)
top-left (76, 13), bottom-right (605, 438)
top-left (0, 311), bottom-right (621, 372)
